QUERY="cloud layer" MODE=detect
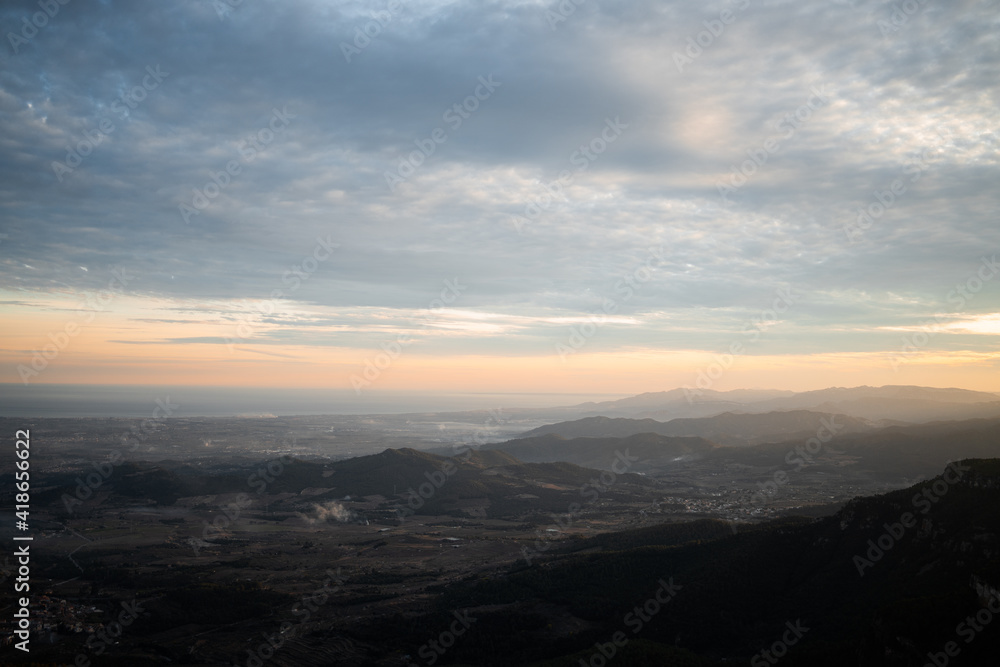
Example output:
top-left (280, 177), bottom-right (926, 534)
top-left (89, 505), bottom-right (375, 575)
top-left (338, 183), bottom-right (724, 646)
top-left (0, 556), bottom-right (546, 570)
top-left (1, 0), bottom-right (998, 389)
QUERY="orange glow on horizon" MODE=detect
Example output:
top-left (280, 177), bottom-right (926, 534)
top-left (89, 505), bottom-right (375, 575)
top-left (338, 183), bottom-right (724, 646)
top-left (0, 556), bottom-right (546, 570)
top-left (3, 290), bottom-right (999, 394)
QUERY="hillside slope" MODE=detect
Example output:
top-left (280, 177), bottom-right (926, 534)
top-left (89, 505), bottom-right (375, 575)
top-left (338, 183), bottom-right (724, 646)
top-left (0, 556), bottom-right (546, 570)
top-left (414, 459), bottom-right (1000, 666)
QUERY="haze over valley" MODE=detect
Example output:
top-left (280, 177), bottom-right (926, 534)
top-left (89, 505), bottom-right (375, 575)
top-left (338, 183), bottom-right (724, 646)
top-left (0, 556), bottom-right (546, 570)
top-left (3, 384), bottom-right (1000, 664)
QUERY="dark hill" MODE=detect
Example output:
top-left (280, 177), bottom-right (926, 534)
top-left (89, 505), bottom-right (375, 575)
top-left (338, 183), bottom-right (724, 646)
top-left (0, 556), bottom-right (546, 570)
top-left (319, 446), bottom-right (661, 520)
top-left (421, 459), bottom-right (1000, 666)
top-left (713, 416), bottom-right (1000, 481)
top-left (521, 410), bottom-right (873, 446)
top-left (485, 432), bottom-right (717, 471)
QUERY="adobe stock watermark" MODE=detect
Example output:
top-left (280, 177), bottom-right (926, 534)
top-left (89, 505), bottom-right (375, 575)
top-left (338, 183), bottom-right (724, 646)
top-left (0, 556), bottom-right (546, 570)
top-left (244, 569), bottom-right (347, 667)
top-left (877, 0), bottom-right (932, 37)
top-left (521, 449), bottom-right (639, 565)
top-left (71, 599), bottom-right (145, 666)
top-left (224, 236), bottom-right (339, 351)
top-left (843, 145), bottom-right (937, 243)
top-left (395, 408), bottom-right (511, 522)
top-left (556, 245), bottom-right (665, 361)
top-left (751, 619), bottom-right (810, 667)
top-left (340, 0), bottom-right (404, 62)
top-left (6, 0), bottom-right (71, 54)
top-left (544, 0), bottom-right (588, 31)
top-left (61, 398), bottom-right (180, 514)
top-left (384, 75), bottom-right (500, 191)
top-left (189, 452), bottom-right (293, 555)
top-left (673, 0), bottom-right (752, 73)
top-left (51, 65), bottom-right (170, 182)
top-left (214, 0), bottom-right (244, 21)
top-left (464, 407), bottom-right (510, 448)
top-left (350, 277), bottom-right (466, 394)
top-left (888, 254), bottom-right (998, 371)
top-left (397, 409), bottom-right (508, 524)
top-left (397, 455), bottom-right (466, 524)
top-left (179, 106), bottom-right (295, 223)
top-left (18, 266), bottom-right (136, 384)
top-left (749, 415), bottom-right (845, 505)
top-left (577, 578), bottom-right (682, 667)
top-left (511, 116), bottom-right (628, 233)
top-left (717, 86), bottom-right (831, 203)
top-left (853, 461), bottom-right (969, 577)
top-left (683, 286), bottom-right (800, 403)
top-left (921, 578), bottom-right (1000, 667)
top-left (407, 610), bottom-right (477, 667)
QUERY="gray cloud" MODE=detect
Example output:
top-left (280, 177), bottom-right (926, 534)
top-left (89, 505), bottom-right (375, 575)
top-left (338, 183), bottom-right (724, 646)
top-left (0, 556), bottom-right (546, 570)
top-left (1, 0), bottom-right (998, 359)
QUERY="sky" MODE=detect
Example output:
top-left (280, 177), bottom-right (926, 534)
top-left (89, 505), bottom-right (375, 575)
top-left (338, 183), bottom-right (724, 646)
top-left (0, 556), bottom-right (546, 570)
top-left (1, 0), bottom-right (999, 396)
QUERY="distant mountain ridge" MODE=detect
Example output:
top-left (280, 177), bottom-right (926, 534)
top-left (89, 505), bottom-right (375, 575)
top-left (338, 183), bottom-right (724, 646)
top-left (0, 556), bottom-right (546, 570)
top-left (483, 432), bottom-right (717, 471)
top-left (565, 384), bottom-right (1000, 423)
top-left (493, 413), bottom-right (1000, 478)
top-left (571, 387), bottom-right (795, 411)
top-left (520, 410), bottom-right (874, 446)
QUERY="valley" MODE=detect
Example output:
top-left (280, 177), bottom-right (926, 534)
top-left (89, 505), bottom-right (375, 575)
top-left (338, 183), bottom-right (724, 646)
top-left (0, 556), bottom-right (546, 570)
top-left (2, 385), bottom-right (1000, 665)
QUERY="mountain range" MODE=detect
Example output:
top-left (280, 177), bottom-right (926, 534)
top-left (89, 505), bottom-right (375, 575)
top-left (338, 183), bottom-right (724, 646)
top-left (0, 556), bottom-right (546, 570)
top-left (565, 385), bottom-right (1000, 423)
top-left (483, 432), bottom-right (717, 471)
top-left (483, 393), bottom-right (1000, 482)
top-left (518, 410), bottom-right (874, 446)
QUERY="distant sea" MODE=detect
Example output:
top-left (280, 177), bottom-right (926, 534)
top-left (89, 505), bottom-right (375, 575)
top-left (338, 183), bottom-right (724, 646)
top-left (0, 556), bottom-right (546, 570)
top-left (0, 384), bottom-right (627, 418)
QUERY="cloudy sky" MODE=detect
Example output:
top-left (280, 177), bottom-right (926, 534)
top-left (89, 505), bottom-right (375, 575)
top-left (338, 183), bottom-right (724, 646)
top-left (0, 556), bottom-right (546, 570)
top-left (1, 0), bottom-right (999, 395)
